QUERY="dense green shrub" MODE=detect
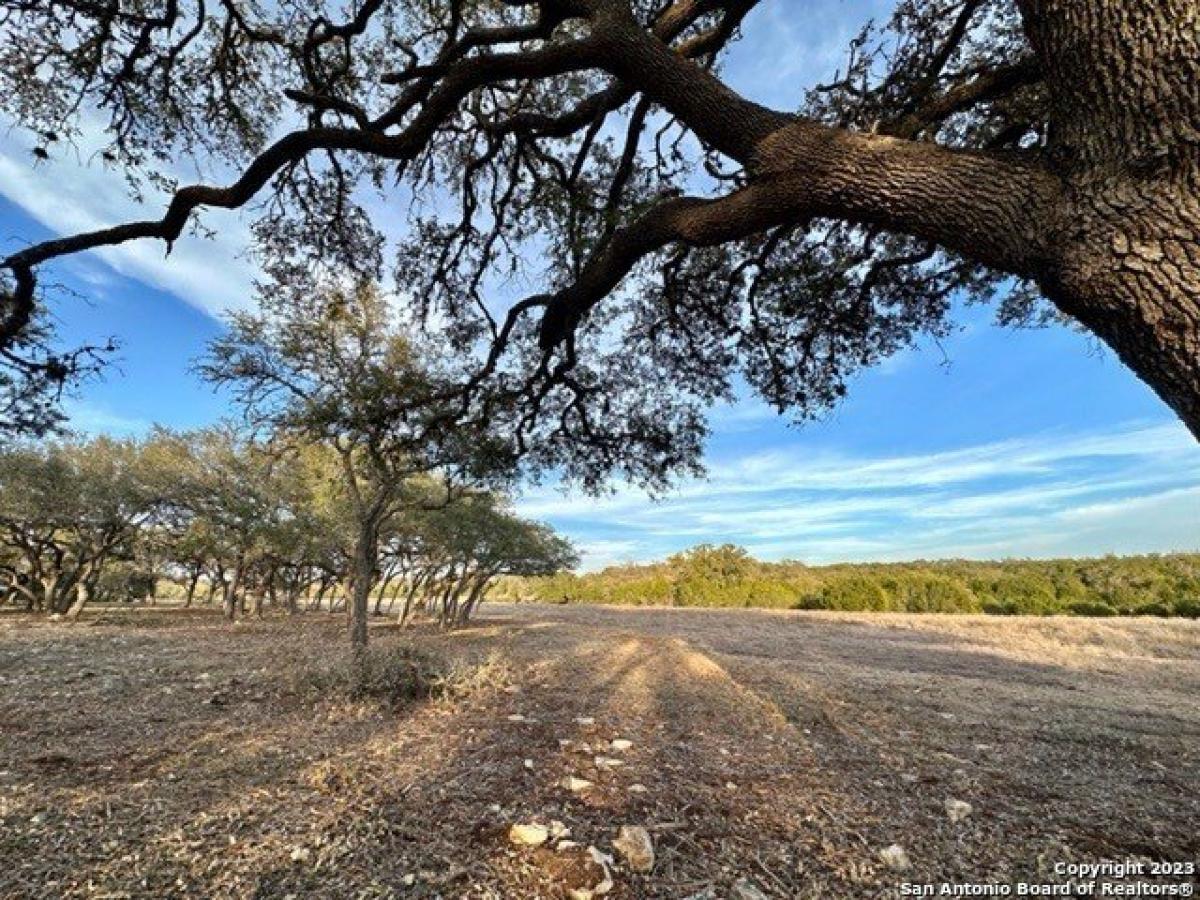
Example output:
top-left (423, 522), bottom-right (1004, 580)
top-left (1067, 600), bottom-right (1118, 617)
top-left (510, 550), bottom-right (1200, 618)
top-left (982, 600), bottom-right (1022, 616)
top-left (819, 573), bottom-right (892, 611)
top-left (1174, 598), bottom-right (1200, 619)
top-left (886, 573), bottom-right (980, 613)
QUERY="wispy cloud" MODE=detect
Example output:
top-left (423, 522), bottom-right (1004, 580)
top-left (0, 125), bottom-right (256, 319)
top-left (63, 400), bottom-right (152, 437)
top-left (517, 419), bottom-right (1200, 570)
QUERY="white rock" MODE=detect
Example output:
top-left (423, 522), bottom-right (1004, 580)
top-left (289, 846), bottom-right (311, 863)
top-left (725, 781), bottom-right (738, 791)
top-left (587, 846), bottom-right (615, 894)
top-left (612, 825), bottom-right (654, 873)
top-left (945, 798), bottom-right (973, 823)
top-left (628, 783), bottom-right (648, 794)
top-left (574, 716), bottom-right (596, 726)
top-left (507, 714), bottom-right (528, 723)
top-left (508, 823), bottom-right (550, 847)
top-left (568, 890), bottom-right (593, 900)
top-left (878, 844), bottom-right (911, 871)
top-left (731, 878), bottom-right (770, 900)
top-left (523, 758), bottom-right (534, 770)
top-left (594, 755), bottom-right (624, 769)
top-left (610, 738), bottom-right (633, 752)
top-left (549, 820), bottom-right (571, 840)
top-left (562, 775), bottom-right (594, 793)
top-left (557, 840), bottom-right (581, 851)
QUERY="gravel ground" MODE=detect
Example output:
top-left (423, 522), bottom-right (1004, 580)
top-left (1, 603), bottom-right (1197, 898)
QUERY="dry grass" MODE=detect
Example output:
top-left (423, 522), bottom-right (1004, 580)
top-left (1, 603), bottom-right (1197, 898)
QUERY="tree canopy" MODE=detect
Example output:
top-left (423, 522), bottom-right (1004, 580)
top-left (1, 0), bottom-right (1197, 470)
top-left (0, 428), bottom-right (576, 633)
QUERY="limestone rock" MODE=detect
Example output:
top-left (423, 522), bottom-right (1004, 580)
top-left (562, 775), bottom-right (594, 793)
top-left (549, 820), bottom-right (571, 841)
top-left (878, 843), bottom-right (911, 871)
top-left (612, 825), bottom-right (654, 873)
top-left (945, 798), bottom-right (973, 823)
top-left (587, 846), bottom-right (615, 894)
top-left (508, 823), bottom-right (550, 847)
top-left (289, 846), bottom-right (311, 863)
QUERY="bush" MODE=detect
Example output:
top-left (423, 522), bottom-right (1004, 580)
top-left (1132, 601), bottom-right (1172, 618)
top-left (1173, 598), bottom-right (1200, 619)
top-left (982, 600), bottom-right (1022, 616)
top-left (889, 573), bottom-right (980, 613)
top-left (515, 549), bottom-right (1200, 617)
top-left (347, 645), bottom-right (447, 705)
top-left (298, 644), bottom-right (515, 710)
top-left (820, 573), bottom-right (891, 611)
top-left (793, 594), bottom-right (827, 610)
top-left (1067, 600), bottom-right (1118, 617)
top-left (298, 644), bottom-right (450, 708)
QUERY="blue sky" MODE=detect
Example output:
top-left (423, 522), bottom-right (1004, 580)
top-left (1, 0), bottom-right (1198, 571)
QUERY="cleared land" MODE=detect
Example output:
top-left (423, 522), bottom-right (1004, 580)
top-left (1, 603), bottom-right (1197, 898)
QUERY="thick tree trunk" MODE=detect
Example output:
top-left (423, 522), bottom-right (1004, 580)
top-left (1015, 0), bottom-right (1200, 439)
top-left (583, 0), bottom-right (1200, 438)
top-left (399, 573), bottom-right (424, 626)
top-left (204, 570), bottom-right (221, 605)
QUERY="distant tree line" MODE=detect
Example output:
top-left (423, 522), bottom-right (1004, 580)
top-left (0, 430), bottom-right (576, 637)
top-left (0, 279), bottom-right (579, 647)
top-left (500, 544), bottom-right (1200, 618)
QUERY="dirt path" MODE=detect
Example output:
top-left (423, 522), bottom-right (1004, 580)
top-left (1, 605), bottom-right (1197, 898)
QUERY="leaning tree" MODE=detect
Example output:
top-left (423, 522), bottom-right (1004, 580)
top-left (1, 0), bottom-right (1197, 466)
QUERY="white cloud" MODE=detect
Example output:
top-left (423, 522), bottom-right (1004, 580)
top-left (0, 126), bottom-right (257, 319)
top-left (63, 399), bottom-right (152, 437)
top-left (516, 420), bottom-right (1200, 570)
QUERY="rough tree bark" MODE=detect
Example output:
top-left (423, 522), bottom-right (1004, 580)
top-left (1013, 0), bottom-right (1200, 435)
top-left (0, 0), bottom-right (1197, 437)
top-left (533, 0), bottom-right (1200, 439)
top-left (347, 519), bottom-right (380, 651)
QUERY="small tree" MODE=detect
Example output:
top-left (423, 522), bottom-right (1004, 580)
top-left (200, 278), bottom-right (513, 648)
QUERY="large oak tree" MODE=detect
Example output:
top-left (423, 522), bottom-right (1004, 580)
top-left (1, 0), bottom-right (1197, 471)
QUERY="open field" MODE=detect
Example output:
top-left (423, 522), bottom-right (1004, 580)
top-left (1, 603), bottom-right (1198, 898)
